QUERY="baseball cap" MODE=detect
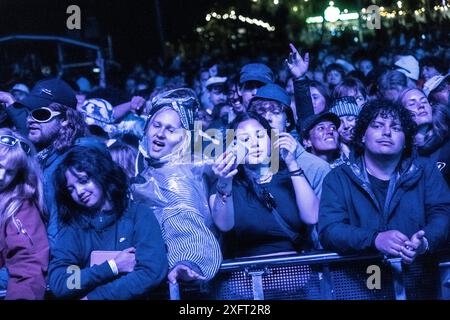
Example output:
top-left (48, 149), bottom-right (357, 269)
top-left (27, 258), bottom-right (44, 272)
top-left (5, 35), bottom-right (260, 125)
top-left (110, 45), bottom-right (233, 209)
top-left (11, 83), bottom-right (30, 94)
top-left (423, 74), bottom-right (449, 97)
top-left (253, 83), bottom-right (291, 106)
top-left (20, 78), bottom-right (77, 110)
top-left (302, 112), bottom-right (341, 138)
top-left (205, 77), bottom-right (228, 90)
top-left (394, 55), bottom-right (420, 81)
top-left (80, 98), bottom-right (116, 135)
top-left (239, 63), bottom-right (274, 85)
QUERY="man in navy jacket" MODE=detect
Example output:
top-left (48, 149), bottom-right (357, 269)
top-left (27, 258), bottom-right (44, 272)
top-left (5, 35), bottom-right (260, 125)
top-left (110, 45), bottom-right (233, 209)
top-left (319, 100), bottom-right (450, 263)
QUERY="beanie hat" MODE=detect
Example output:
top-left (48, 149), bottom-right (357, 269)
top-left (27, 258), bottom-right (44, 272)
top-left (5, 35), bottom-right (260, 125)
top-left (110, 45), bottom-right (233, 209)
top-left (329, 96), bottom-right (361, 117)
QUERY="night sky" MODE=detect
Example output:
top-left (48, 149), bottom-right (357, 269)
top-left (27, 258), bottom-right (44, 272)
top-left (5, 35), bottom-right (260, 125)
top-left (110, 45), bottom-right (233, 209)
top-left (0, 0), bottom-right (238, 64)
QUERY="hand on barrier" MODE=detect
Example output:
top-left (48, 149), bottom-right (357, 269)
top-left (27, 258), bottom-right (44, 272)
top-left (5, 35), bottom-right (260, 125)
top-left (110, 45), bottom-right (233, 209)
top-left (168, 264), bottom-right (206, 284)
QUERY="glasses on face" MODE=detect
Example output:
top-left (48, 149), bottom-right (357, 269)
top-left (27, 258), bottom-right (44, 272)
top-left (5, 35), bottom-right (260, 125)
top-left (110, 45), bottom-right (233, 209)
top-left (30, 107), bottom-right (62, 123)
top-left (254, 105), bottom-right (284, 116)
top-left (0, 135), bottom-right (32, 155)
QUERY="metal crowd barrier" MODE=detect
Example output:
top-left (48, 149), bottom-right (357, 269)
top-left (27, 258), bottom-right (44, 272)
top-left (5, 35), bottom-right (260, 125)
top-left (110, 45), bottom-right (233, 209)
top-left (172, 250), bottom-right (450, 300)
top-left (1, 250), bottom-right (449, 300)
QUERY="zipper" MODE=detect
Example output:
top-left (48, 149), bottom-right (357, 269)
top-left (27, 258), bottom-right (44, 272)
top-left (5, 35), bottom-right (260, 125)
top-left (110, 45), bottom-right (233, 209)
top-left (13, 217), bottom-right (34, 246)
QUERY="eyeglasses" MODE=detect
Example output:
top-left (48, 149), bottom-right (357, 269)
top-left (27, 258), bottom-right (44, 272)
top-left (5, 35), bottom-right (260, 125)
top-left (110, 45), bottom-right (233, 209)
top-left (30, 107), bottom-right (62, 123)
top-left (0, 135), bottom-right (32, 155)
top-left (253, 105), bottom-right (284, 116)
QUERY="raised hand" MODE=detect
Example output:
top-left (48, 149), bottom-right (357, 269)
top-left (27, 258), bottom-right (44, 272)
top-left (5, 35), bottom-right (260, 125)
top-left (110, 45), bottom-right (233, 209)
top-left (129, 96), bottom-right (146, 114)
top-left (285, 43), bottom-right (309, 79)
top-left (273, 132), bottom-right (299, 171)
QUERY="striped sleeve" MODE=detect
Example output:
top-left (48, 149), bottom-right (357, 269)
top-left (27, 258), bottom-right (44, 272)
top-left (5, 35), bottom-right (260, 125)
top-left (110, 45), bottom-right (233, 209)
top-left (161, 208), bottom-right (222, 280)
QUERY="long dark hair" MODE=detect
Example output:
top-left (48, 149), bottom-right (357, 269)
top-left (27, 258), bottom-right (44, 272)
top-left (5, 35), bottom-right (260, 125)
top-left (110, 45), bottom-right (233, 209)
top-left (419, 103), bottom-right (450, 154)
top-left (54, 146), bottom-right (129, 225)
top-left (49, 103), bottom-right (88, 153)
top-left (228, 112), bottom-right (277, 188)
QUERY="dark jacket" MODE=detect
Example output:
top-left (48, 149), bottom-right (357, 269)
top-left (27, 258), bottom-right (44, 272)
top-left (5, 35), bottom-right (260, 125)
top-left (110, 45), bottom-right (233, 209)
top-left (319, 153), bottom-right (450, 254)
top-left (5, 102), bottom-right (30, 136)
top-left (0, 200), bottom-right (49, 300)
top-left (293, 77), bottom-right (315, 133)
top-left (48, 202), bottom-right (168, 300)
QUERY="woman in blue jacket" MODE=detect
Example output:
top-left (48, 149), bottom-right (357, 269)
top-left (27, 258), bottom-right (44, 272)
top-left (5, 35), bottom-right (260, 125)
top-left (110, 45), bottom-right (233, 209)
top-left (48, 146), bottom-right (167, 300)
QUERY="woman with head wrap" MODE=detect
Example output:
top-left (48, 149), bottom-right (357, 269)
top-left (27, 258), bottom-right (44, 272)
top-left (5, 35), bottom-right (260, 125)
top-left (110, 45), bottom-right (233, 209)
top-left (132, 88), bottom-right (222, 284)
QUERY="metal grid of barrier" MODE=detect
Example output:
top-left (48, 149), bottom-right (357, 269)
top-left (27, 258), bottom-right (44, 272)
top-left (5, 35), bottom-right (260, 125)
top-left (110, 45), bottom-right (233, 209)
top-left (177, 251), bottom-right (450, 300)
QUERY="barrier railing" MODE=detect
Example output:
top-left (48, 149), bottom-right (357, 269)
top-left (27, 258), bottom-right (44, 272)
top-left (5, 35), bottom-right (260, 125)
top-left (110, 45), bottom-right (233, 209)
top-left (1, 250), bottom-right (449, 300)
top-left (172, 250), bottom-right (450, 300)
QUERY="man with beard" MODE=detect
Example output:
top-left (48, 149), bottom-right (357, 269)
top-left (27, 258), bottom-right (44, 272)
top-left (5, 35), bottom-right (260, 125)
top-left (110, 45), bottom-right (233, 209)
top-left (24, 79), bottom-right (87, 246)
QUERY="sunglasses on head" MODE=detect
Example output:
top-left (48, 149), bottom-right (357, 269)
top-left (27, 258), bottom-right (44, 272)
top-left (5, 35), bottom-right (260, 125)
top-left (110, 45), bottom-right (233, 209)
top-left (0, 135), bottom-right (32, 155)
top-left (30, 107), bottom-right (62, 123)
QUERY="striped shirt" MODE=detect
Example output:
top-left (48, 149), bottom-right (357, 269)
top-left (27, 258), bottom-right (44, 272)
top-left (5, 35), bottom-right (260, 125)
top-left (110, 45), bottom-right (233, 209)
top-left (132, 163), bottom-right (222, 280)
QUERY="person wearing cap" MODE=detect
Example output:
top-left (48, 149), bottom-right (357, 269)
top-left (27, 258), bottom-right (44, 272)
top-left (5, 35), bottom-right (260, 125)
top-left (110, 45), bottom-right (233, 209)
top-left (423, 74), bottom-right (450, 106)
top-left (420, 57), bottom-right (446, 83)
top-left (399, 87), bottom-right (450, 185)
top-left (0, 78), bottom-right (81, 136)
top-left (248, 83), bottom-right (330, 198)
top-left (237, 63), bottom-right (274, 111)
top-left (205, 77), bottom-right (228, 114)
top-left (10, 83), bottom-right (30, 102)
top-left (319, 100), bottom-right (450, 263)
top-left (80, 98), bottom-right (117, 141)
top-left (24, 78), bottom-right (87, 247)
top-left (132, 88), bottom-right (222, 284)
top-left (302, 112), bottom-right (341, 167)
top-left (329, 96), bottom-right (362, 160)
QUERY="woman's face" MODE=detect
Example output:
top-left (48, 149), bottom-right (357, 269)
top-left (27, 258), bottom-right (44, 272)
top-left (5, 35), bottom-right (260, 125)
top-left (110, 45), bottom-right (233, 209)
top-left (401, 89), bottom-right (433, 126)
top-left (0, 157), bottom-right (18, 192)
top-left (65, 168), bottom-right (106, 210)
top-left (305, 121), bottom-right (339, 154)
top-left (310, 86), bottom-right (327, 114)
top-left (345, 88), bottom-right (366, 107)
top-left (236, 119), bottom-right (271, 165)
top-left (146, 109), bottom-right (185, 159)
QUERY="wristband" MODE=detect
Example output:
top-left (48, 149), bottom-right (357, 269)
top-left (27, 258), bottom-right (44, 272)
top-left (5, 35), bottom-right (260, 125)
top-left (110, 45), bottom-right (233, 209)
top-left (108, 259), bottom-right (119, 275)
top-left (289, 168), bottom-right (305, 177)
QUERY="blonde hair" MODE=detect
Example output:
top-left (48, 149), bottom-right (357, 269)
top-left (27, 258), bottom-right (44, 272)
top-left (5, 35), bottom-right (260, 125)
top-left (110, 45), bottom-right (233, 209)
top-left (0, 128), bottom-right (45, 225)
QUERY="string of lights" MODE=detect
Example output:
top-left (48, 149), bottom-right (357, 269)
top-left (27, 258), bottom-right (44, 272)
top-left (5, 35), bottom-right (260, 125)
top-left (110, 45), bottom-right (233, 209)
top-left (205, 10), bottom-right (276, 32)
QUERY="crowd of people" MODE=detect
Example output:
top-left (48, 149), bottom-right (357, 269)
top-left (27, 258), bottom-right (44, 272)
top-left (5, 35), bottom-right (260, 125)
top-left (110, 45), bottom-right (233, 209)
top-left (0, 34), bottom-right (449, 299)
